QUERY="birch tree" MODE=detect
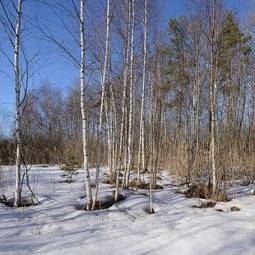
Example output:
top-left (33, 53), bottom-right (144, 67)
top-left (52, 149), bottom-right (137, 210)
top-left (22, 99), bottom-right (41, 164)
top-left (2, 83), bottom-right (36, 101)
top-left (208, 0), bottom-right (219, 194)
top-left (149, 71), bottom-right (154, 214)
top-left (13, 0), bottom-right (23, 208)
top-left (187, 16), bottom-right (203, 184)
top-left (126, 0), bottom-right (135, 188)
top-left (138, 0), bottom-right (148, 181)
top-left (80, 0), bottom-right (92, 210)
top-left (0, 0), bottom-right (24, 207)
top-left (93, 0), bottom-right (111, 210)
top-left (115, 0), bottom-right (131, 201)
top-left (0, 0), bottom-right (42, 206)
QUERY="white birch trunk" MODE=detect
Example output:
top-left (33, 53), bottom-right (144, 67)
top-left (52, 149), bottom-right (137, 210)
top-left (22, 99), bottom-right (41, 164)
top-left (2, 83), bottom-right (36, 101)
top-left (115, 0), bottom-right (131, 201)
top-left (149, 73), bottom-right (154, 214)
top-left (126, 0), bottom-right (135, 188)
top-left (209, 1), bottom-right (217, 194)
top-left (190, 41), bottom-right (201, 184)
top-left (92, 0), bottom-right (111, 210)
top-left (109, 80), bottom-right (117, 177)
top-left (14, 0), bottom-right (22, 208)
top-left (80, 0), bottom-right (92, 210)
top-left (105, 99), bottom-right (113, 181)
top-left (138, 0), bottom-right (148, 181)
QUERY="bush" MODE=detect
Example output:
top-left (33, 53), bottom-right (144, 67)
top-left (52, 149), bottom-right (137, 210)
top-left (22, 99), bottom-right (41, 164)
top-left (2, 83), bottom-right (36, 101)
top-left (184, 183), bottom-right (228, 202)
top-left (60, 153), bottom-right (81, 182)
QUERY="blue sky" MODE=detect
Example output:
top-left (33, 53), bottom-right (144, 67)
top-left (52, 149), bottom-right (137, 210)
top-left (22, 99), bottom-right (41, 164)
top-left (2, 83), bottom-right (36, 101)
top-left (0, 0), bottom-right (254, 134)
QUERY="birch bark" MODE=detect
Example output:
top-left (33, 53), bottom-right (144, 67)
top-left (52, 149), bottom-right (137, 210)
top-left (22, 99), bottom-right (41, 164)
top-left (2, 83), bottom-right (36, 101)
top-left (209, 1), bottom-right (217, 194)
top-left (115, 0), bottom-right (131, 201)
top-left (126, 0), bottom-right (135, 188)
top-left (80, 0), bottom-right (92, 210)
top-left (14, 0), bottom-right (22, 208)
top-left (138, 0), bottom-right (148, 181)
top-left (92, 0), bottom-right (111, 209)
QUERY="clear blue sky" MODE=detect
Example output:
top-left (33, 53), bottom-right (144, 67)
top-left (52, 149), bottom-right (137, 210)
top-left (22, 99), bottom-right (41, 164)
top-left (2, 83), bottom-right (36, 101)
top-left (0, 0), bottom-right (253, 135)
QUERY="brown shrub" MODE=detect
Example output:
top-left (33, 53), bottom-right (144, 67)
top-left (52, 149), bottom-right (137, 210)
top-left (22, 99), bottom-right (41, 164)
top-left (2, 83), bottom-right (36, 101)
top-left (192, 201), bottom-right (216, 208)
top-left (231, 206), bottom-right (241, 212)
top-left (129, 180), bottom-right (163, 190)
top-left (184, 184), bottom-right (228, 202)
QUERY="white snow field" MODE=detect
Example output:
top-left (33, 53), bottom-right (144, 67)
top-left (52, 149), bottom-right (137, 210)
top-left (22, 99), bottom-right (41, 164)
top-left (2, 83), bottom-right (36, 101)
top-left (0, 165), bottom-right (255, 255)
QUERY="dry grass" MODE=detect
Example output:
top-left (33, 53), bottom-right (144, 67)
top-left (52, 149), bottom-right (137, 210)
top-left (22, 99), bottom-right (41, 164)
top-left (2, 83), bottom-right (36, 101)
top-left (161, 139), bottom-right (255, 190)
top-left (184, 184), bottom-right (228, 202)
top-left (192, 201), bottom-right (216, 208)
top-left (231, 206), bottom-right (241, 212)
top-left (129, 180), bottom-right (163, 190)
top-left (0, 196), bottom-right (38, 208)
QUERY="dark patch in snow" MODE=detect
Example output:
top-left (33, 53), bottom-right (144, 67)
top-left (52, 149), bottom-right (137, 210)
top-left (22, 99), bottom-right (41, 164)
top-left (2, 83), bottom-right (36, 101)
top-left (0, 195), bottom-right (39, 208)
top-left (58, 179), bottom-right (76, 184)
top-left (231, 206), bottom-right (241, 212)
top-left (75, 193), bottom-right (126, 211)
top-left (129, 180), bottom-right (163, 190)
top-left (145, 207), bottom-right (156, 214)
top-left (192, 201), bottom-right (216, 209)
top-left (184, 184), bottom-right (229, 202)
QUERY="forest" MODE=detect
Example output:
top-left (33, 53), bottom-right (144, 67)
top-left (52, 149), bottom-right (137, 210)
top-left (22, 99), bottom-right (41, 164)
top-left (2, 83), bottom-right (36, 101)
top-left (0, 0), bottom-right (255, 255)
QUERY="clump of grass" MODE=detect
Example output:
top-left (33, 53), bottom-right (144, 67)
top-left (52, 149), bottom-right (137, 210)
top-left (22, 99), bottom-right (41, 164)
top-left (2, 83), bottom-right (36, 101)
top-left (184, 183), bottom-right (228, 202)
top-left (129, 179), bottom-right (163, 190)
top-left (192, 201), bottom-right (216, 209)
top-left (60, 153), bottom-right (80, 182)
top-left (102, 174), bottom-right (115, 185)
top-left (145, 207), bottom-right (155, 214)
top-left (231, 206), bottom-right (241, 212)
top-left (0, 196), bottom-right (38, 207)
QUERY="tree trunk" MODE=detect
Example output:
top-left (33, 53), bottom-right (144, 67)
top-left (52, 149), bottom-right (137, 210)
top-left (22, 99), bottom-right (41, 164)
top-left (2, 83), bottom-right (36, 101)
top-left (138, 0), bottom-right (148, 181)
top-left (126, 0), bottom-right (135, 188)
top-left (115, 0), bottom-right (131, 202)
top-left (209, 1), bottom-right (217, 194)
top-left (80, 0), bottom-right (92, 210)
top-left (105, 99), bottom-right (113, 181)
top-left (14, 0), bottom-right (22, 208)
top-left (92, 0), bottom-right (111, 210)
top-left (149, 66), bottom-right (154, 214)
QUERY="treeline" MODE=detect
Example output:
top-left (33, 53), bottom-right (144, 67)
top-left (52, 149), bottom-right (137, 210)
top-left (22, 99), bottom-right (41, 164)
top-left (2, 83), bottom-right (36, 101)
top-left (1, 0), bottom-right (255, 208)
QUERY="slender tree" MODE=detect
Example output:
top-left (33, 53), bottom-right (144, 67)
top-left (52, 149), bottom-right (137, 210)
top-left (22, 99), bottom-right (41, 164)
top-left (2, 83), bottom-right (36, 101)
top-left (208, 0), bottom-right (219, 194)
top-left (115, 0), bottom-right (131, 201)
top-left (126, 0), bottom-right (135, 188)
top-left (14, 0), bottom-right (23, 208)
top-left (80, 0), bottom-right (92, 210)
top-left (93, 0), bottom-right (111, 210)
top-left (138, 0), bottom-right (148, 181)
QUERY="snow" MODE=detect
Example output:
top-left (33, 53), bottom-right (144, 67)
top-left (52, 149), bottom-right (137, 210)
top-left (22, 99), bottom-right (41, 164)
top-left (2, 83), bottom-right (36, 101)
top-left (0, 165), bottom-right (255, 255)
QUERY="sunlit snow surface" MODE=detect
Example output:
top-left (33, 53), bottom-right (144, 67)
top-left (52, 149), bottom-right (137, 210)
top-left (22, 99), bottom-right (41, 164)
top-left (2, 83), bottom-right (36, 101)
top-left (0, 165), bottom-right (254, 255)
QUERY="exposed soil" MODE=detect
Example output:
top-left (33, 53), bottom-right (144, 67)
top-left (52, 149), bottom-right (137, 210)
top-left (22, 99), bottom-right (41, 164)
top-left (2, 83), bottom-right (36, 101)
top-left (75, 193), bottom-right (126, 211)
top-left (0, 195), bottom-right (38, 207)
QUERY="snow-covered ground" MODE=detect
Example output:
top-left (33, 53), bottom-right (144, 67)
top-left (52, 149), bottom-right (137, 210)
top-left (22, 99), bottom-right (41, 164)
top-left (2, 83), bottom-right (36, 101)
top-left (0, 166), bottom-right (255, 255)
